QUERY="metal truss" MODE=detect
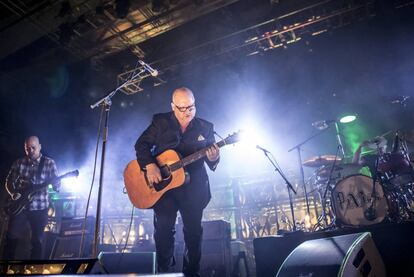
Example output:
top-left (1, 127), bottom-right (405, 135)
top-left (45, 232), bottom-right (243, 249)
top-left (117, 63), bottom-right (166, 95)
top-left (146, 0), bottom-right (413, 84)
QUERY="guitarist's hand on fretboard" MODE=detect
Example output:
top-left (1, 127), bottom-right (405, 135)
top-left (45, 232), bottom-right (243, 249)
top-left (206, 144), bottom-right (220, 162)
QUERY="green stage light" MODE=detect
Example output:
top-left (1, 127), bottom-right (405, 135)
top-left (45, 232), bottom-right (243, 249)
top-left (339, 115), bottom-right (356, 123)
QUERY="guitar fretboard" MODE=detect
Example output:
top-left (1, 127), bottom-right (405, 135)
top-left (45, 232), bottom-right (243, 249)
top-left (169, 139), bottom-right (227, 172)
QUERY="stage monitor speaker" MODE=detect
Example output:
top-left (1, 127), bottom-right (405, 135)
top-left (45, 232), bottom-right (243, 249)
top-left (97, 251), bottom-right (156, 274)
top-left (0, 259), bottom-right (98, 275)
top-left (276, 232), bottom-right (386, 277)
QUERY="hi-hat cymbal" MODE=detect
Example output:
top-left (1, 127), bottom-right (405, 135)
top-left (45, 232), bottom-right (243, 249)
top-left (365, 136), bottom-right (387, 149)
top-left (303, 155), bottom-right (342, 167)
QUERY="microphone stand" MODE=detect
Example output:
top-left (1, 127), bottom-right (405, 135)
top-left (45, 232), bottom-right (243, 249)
top-left (89, 68), bottom-right (147, 258)
top-left (334, 122), bottom-right (346, 158)
top-left (288, 127), bottom-right (330, 224)
top-left (257, 148), bottom-right (297, 231)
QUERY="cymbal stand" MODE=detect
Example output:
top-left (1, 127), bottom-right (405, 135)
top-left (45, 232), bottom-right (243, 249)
top-left (365, 146), bottom-right (382, 222)
top-left (288, 127), bottom-right (330, 229)
top-left (334, 122), bottom-right (346, 158)
top-left (257, 148), bottom-right (297, 231)
top-left (319, 145), bottom-right (342, 228)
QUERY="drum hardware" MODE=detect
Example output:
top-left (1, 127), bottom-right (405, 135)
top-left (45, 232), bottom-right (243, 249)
top-left (363, 153), bottom-right (383, 222)
top-left (378, 131), bottom-right (414, 188)
top-left (296, 130), bottom-right (414, 231)
top-left (331, 174), bottom-right (390, 227)
top-left (257, 146), bottom-right (297, 231)
top-left (289, 129), bottom-right (333, 232)
top-left (316, 146), bottom-right (342, 229)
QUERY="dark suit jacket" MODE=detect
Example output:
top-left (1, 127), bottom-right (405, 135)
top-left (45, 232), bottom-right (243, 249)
top-left (135, 112), bottom-right (219, 208)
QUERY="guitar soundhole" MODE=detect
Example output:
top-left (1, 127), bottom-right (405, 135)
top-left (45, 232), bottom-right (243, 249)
top-left (160, 165), bottom-right (171, 179)
top-left (154, 176), bottom-right (172, 192)
top-left (153, 165), bottom-right (172, 192)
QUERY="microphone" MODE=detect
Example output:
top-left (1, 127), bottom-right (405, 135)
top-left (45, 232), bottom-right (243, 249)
top-left (138, 60), bottom-right (159, 77)
top-left (256, 145), bottom-right (270, 153)
top-left (312, 119), bottom-right (335, 130)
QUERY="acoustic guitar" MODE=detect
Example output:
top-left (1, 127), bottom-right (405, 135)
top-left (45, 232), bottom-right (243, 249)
top-left (124, 132), bottom-right (240, 209)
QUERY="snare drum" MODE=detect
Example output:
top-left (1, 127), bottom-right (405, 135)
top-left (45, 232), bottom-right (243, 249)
top-left (331, 174), bottom-right (389, 227)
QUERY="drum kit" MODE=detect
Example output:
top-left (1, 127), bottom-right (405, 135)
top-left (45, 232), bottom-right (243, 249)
top-left (305, 131), bottom-right (414, 230)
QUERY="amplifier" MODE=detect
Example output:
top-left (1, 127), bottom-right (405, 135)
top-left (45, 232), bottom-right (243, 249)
top-left (59, 217), bottom-right (95, 236)
top-left (51, 235), bottom-right (93, 259)
top-left (176, 220), bottom-right (231, 242)
top-left (175, 220), bottom-right (232, 276)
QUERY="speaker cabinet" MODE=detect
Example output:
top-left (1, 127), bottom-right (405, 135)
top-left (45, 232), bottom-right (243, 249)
top-left (276, 232), bottom-right (385, 277)
top-left (97, 252), bottom-right (156, 274)
top-left (175, 220), bottom-right (231, 276)
top-left (50, 235), bottom-right (93, 259)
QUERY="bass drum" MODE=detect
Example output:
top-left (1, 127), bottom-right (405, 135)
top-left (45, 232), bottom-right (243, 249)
top-left (331, 174), bottom-right (390, 227)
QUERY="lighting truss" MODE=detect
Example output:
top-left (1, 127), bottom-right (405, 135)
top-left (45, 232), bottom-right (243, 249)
top-left (150, 0), bottom-right (379, 73)
top-left (117, 64), bottom-right (166, 95)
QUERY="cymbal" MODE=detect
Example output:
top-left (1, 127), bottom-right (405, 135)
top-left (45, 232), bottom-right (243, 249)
top-left (303, 155), bottom-right (342, 167)
top-left (365, 136), bottom-right (387, 149)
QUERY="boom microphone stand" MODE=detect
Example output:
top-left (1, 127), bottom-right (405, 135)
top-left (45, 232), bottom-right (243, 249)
top-left (89, 63), bottom-right (154, 258)
top-left (256, 146), bottom-right (297, 231)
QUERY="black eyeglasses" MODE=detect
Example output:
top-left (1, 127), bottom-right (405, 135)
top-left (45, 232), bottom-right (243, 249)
top-left (173, 103), bottom-right (196, 112)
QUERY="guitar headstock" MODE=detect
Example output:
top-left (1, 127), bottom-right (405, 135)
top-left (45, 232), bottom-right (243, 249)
top-left (223, 130), bottom-right (242, 145)
top-left (61, 170), bottom-right (79, 179)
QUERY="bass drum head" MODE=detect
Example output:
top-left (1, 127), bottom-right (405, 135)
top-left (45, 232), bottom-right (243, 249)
top-left (331, 174), bottom-right (388, 227)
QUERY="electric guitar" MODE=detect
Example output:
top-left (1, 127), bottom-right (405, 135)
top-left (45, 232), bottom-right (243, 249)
top-left (124, 131), bottom-right (241, 209)
top-left (5, 170), bottom-right (79, 216)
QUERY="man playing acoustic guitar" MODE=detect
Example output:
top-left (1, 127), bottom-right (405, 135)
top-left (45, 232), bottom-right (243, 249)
top-left (3, 136), bottom-right (59, 259)
top-left (134, 87), bottom-right (220, 276)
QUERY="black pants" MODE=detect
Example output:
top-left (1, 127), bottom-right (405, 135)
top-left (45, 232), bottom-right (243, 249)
top-left (4, 208), bottom-right (48, 260)
top-left (153, 190), bottom-right (204, 277)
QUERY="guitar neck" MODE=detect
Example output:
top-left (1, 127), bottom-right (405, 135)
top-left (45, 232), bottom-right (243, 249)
top-left (169, 139), bottom-right (227, 171)
top-left (17, 170), bottom-right (78, 193)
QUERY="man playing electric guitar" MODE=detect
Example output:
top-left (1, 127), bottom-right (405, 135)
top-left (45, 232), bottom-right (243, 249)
top-left (134, 87), bottom-right (220, 276)
top-left (3, 136), bottom-right (59, 260)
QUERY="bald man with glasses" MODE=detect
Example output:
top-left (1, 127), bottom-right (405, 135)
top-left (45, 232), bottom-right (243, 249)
top-left (135, 87), bottom-right (220, 276)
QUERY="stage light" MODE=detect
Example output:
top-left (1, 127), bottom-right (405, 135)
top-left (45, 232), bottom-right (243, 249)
top-left (339, 115), bottom-right (356, 123)
top-left (224, 116), bottom-right (275, 174)
top-left (60, 174), bottom-right (80, 192)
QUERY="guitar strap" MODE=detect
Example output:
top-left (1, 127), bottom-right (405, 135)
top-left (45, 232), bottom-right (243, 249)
top-left (36, 155), bottom-right (46, 183)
